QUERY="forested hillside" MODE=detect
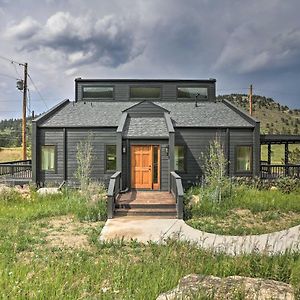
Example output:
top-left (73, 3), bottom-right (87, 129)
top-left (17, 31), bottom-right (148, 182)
top-left (0, 118), bottom-right (32, 147)
top-left (217, 94), bottom-right (300, 134)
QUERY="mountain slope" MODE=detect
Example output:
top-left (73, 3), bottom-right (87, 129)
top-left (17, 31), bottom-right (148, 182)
top-left (217, 94), bottom-right (300, 134)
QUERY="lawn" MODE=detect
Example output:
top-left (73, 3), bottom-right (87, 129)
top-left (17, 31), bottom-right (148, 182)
top-left (261, 144), bottom-right (300, 164)
top-left (1, 187), bottom-right (300, 299)
top-left (0, 147), bottom-right (23, 162)
top-left (186, 184), bottom-right (300, 235)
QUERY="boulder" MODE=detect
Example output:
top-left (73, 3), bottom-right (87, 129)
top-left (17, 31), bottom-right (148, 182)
top-left (37, 187), bottom-right (62, 195)
top-left (156, 274), bottom-right (295, 300)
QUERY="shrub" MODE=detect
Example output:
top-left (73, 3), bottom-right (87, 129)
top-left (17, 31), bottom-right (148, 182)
top-left (276, 176), bottom-right (300, 194)
top-left (75, 133), bottom-right (94, 192)
top-left (201, 137), bottom-right (231, 203)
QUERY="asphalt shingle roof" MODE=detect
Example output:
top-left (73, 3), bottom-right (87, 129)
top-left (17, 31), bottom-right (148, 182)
top-left (123, 117), bottom-right (169, 137)
top-left (40, 101), bottom-right (253, 128)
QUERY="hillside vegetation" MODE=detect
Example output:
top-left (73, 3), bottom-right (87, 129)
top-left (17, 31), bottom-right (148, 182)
top-left (217, 94), bottom-right (300, 134)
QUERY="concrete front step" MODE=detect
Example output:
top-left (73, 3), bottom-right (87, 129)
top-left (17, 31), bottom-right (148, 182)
top-left (115, 208), bottom-right (177, 218)
top-left (115, 203), bottom-right (176, 210)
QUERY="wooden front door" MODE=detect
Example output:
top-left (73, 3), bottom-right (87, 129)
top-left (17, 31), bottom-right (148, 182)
top-left (131, 145), bottom-right (160, 189)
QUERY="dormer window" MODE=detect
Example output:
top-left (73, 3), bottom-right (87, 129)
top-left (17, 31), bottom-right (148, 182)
top-left (130, 87), bottom-right (161, 99)
top-left (82, 86), bottom-right (114, 99)
top-left (177, 87), bottom-right (208, 99)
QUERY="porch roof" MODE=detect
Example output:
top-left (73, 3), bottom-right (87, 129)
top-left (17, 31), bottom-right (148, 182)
top-left (123, 116), bottom-right (169, 138)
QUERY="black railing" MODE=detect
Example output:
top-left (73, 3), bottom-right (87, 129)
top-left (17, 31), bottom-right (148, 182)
top-left (260, 164), bottom-right (300, 179)
top-left (170, 171), bottom-right (184, 219)
top-left (107, 171), bottom-right (121, 219)
top-left (0, 160), bottom-right (32, 179)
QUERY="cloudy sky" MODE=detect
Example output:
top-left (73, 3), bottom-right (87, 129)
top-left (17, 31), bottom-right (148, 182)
top-left (0, 0), bottom-right (299, 120)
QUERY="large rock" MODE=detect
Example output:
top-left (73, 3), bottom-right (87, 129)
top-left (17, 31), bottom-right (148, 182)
top-left (157, 274), bottom-right (295, 300)
top-left (37, 187), bottom-right (62, 195)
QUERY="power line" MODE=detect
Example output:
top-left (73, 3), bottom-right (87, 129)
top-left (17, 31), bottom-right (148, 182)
top-left (0, 54), bottom-right (24, 66)
top-left (27, 73), bottom-right (49, 109)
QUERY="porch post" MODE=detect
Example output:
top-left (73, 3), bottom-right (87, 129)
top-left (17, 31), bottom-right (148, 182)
top-left (285, 143), bottom-right (289, 176)
top-left (267, 143), bottom-right (271, 165)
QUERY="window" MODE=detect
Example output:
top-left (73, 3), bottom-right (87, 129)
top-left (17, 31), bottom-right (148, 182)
top-left (82, 86), bottom-right (114, 99)
top-left (41, 146), bottom-right (55, 171)
top-left (106, 145), bottom-right (117, 172)
top-left (174, 145), bottom-right (185, 172)
top-left (236, 145), bottom-right (252, 173)
top-left (177, 87), bottom-right (208, 99)
top-left (130, 87), bottom-right (160, 98)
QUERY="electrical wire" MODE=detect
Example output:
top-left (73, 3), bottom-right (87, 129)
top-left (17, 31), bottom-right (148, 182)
top-left (0, 54), bottom-right (24, 66)
top-left (27, 73), bottom-right (49, 110)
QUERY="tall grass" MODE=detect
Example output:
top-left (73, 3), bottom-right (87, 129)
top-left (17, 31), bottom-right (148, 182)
top-left (0, 189), bottom-right (300, 298)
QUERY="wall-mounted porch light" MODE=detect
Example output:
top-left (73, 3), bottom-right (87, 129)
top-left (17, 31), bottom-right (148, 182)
top-left (165, 146), bottom-right (169, 156)
top-left (122, 146), bottom-right (126, 154)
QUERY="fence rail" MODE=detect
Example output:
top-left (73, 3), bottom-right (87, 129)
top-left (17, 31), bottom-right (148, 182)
top-left (0, 160), bottom-right (32, 179)
top-left (260, 164), bottom-right (300, 179)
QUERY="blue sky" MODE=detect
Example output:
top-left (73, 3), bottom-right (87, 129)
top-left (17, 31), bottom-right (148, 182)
top-left (0, 0), bottom-right (299, 120)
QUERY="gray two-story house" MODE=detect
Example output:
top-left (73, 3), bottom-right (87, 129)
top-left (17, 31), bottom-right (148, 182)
top-left (32, 79), bottom-right (260, 218)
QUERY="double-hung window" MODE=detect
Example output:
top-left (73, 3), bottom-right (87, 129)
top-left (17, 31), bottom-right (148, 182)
top-left (41, 146), bottom-right (56, 171)
top-left (236, 145), bottom-right (252, 173)
top-left (174, 145), bottom-right (186, 172)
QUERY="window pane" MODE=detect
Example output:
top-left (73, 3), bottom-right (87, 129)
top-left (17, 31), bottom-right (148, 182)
top-left (106, 145), bottom-right (116, 171)
top-left (83, 86), bottom-right (113, 99)
top-left (236, 146), bottom-right (252, 172)
top-left (130, 87), bottom-right (160, 98)
top-left (177, 87), bottom-right (208, 99)
top-left (153, 146), bottom-right (159, 184)
top-left (41, 146), bottom-right (55, 171)
top-left (175, 146), bottom-right (185, 172)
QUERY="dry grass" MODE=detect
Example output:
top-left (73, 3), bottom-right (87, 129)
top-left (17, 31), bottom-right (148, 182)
top-left (187, 209), bottom-right (300, 235)
top-left (0, 147), bottom-right (22, 162)
top-left (41, 215), bottom-right (102, 250)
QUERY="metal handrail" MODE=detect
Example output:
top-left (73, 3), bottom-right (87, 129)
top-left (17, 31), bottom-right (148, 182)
top-left (170, 171), bottom-right (184, 219)
top-left (107, 171), bottom-right (121, 218)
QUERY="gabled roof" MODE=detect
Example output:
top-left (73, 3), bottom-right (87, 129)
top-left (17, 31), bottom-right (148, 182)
top-left (38, 100), bottom-right (255, 128)
top-left (123, 116), bottom-right (169, 138)
top-left (122, 100), bottom-right (169, 113)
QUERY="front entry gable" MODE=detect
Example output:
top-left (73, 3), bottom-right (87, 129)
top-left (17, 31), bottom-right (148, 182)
top-left (122, 100), bottom-right (170, 116)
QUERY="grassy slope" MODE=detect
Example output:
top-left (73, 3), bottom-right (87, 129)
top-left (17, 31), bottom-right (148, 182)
top-left (217, 94), bottom-right (300, 135)
top-left (0, 147), bottom-right (22, 162)
top-left (1, 190), bottom-right (300, 298)
top-left (186, 185), bottom-right (300, 235)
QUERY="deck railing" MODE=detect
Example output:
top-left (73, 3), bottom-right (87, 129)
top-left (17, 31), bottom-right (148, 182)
top-left (170, 171), bottom-right (184, 219)
top-left (107, 171), bottom-right (121, 219)
top-left (0, 160), bottom-right (32, 179)
top-left (260, 164), bottom-right (300, 179)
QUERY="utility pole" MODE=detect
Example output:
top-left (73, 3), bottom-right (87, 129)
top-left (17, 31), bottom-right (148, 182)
top-left (22, 63), bottom-right (28, 160)
top-left (249, 84), bottom-right (253, 116)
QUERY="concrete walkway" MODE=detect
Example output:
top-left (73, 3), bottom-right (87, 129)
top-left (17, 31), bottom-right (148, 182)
top-left (99, 217), bottom-right (300, 255)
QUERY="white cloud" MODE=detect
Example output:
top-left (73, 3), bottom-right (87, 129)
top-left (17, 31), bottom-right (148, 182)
top-left (5, 16), bottom-right (40, 39)
top-left (4, 11), bottom-right (145, 68)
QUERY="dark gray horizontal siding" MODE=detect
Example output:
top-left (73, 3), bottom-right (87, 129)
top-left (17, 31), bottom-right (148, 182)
top-left (229, 128), bottom-right (254, 176)
top-left (66, 128), bottom-right (117, 185)
top-left (175, 128), bottom-right (226, 187)
top-left (76, 81), bottom-right (216, 102)
top-left (38, 129), bottom-right (64, 183)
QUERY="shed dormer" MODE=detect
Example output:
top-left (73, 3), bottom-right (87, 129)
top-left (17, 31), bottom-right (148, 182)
top-left (75, 79), bottom-right (216, 102)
